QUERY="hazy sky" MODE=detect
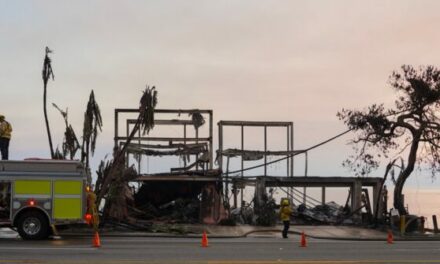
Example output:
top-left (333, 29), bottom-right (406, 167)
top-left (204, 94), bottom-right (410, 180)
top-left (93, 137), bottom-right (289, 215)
top-left (2, 1), bottom-right (440, 212)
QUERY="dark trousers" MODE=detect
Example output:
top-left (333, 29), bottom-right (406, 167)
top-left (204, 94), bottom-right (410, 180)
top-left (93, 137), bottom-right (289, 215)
top-left (0, 138), bottom-right (9, 160)
top-left (282, 220), bottom-right (290, 238)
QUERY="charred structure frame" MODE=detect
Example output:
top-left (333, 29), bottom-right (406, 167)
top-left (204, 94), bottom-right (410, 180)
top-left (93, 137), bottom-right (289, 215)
top-left (114, 108), bottom-right (226, 224)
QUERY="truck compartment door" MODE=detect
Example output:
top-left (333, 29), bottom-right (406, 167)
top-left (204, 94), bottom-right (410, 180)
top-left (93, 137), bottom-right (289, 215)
top-left (53, 181), bottom-right (82, 220)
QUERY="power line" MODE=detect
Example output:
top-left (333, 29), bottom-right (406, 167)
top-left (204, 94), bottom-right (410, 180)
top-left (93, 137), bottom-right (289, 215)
top-left (225, 129), bottom-right (352, 175)
top-left (278, 186), bottom-right (341, 211)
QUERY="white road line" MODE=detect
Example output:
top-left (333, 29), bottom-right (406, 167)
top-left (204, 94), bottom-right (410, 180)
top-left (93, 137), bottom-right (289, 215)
top-left (0, 247), bottom-right (96, 250)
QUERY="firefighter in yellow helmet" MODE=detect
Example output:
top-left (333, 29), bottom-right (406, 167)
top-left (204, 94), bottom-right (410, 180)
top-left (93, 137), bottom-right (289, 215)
top-left (280, 198), bottom-right (292, 238)
top-left (0, 115), bottom-right (12, 160)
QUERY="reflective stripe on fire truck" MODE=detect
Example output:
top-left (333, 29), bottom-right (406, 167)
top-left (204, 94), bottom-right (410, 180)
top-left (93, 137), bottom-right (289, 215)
top-left (14, 194), bottom-right (51, 199)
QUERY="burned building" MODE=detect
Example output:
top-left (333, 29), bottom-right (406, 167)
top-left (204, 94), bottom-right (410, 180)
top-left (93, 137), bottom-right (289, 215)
top-left (113, 109), bottom-right (386, 226)
top-left (114, 109), bottom-right (227, 224)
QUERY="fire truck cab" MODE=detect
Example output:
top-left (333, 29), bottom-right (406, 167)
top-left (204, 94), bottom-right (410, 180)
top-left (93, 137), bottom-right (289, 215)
top-left (0, 160), bottom-right (90, 240)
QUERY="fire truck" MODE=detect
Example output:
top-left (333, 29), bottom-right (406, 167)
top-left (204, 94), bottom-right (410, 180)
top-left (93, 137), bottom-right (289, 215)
top-left (0, 160), bottom-right (92, 239)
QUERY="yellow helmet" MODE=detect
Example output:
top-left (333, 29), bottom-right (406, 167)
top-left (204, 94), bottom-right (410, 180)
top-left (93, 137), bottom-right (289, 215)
top-left (281, 199), bottom-right (290, 206)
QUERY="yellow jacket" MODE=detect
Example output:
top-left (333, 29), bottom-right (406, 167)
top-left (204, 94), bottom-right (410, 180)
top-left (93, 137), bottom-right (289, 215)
top-left (0, 121), bottom-right (12, 139)
top-left (280, 205), bottom-right (292, 221)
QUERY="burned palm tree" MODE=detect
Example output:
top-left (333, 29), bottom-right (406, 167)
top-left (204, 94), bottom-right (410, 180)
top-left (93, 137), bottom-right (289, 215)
top-left (95, 86), bottom-right (157, 221)
top-left (52, 91), bottom-right (102, 164)
top-left (95, 157), bottom-right (138, 221)
top-left (42, 47), bottom-right (55, 158)
top-left (81, 90), bottom-right (103, 168)
top-left (53, 103), bottom-right (81, 159)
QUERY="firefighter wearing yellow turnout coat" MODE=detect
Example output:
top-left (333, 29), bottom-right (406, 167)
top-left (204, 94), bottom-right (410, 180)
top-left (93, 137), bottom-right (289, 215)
top-left (0, 115), bottom-right (12, 160)
top-left (280, 199), bottom-right (292, 238)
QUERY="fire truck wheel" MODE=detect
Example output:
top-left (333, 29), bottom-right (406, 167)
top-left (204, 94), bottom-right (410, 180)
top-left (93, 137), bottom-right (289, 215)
top-left (17, 211), bottom-right (49, 240)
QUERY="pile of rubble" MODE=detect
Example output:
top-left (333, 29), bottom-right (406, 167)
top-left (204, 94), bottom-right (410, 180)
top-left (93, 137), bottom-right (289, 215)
top-left (133, 181), bottom-right (204, 223)
top-left (297, 201), bottom-right (351, 224)
top-left (229, 201), bottom-right (353, 226)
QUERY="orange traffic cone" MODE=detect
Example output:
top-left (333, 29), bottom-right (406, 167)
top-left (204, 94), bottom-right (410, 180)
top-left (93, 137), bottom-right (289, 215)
top-left (201, 230), bottom-right (209, 247)
top-left (93, 231), bottom-right (101, 248)
top-left (387, 230), bottom-right (394, 244)
top-left (300, 231), bottom-right (307, 247)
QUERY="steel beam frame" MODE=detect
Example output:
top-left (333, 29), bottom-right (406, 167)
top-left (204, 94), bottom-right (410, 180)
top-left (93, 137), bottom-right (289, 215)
top-left (114, 108), bottom-right (214, 173)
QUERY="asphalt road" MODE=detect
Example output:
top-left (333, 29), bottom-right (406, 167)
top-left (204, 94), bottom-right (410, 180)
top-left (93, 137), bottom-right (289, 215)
top-left (0, 235), bottom-right (440, 263)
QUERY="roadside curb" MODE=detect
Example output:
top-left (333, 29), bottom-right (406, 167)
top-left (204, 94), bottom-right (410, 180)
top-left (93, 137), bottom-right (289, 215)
top-left (244, 229), bottom-right (440, 241)
top-left (58, 229), bottom-right (440, 241)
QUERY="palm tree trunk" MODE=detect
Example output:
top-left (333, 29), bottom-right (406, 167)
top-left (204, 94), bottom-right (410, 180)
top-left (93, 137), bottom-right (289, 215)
top-left (86, 140), bottom-right (90, 168)
top-left (43, 83), bottom-right (55, 158)
top-left (81, 137), bottom-right (86, 164)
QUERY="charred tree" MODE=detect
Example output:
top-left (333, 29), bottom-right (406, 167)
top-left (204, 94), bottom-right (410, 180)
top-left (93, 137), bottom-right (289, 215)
top-left (338, 65), bottom-right (440, 215)
top-left (42, 47), bottom-right (55, 158)
top-left (52, 90), bottom-right (102, 163)
top-left (52, 104), bottom-right (81, 159)
top-left (81, 90), bottom-right (103, 168)
top-left (95, 86), bottom-right (157, 221)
